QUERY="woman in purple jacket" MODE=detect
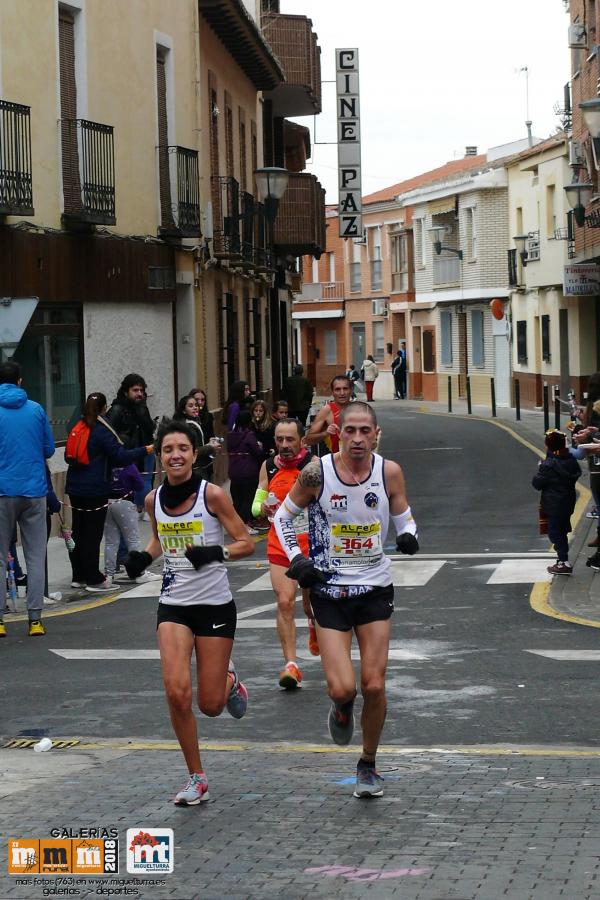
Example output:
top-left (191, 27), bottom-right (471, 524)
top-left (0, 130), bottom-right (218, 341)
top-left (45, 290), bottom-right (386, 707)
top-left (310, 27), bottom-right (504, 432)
top-left (226, 410), bottom-right (264, 534)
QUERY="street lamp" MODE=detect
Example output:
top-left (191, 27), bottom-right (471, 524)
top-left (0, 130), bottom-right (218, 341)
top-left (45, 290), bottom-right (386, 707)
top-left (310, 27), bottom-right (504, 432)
top-left (427, 224), bottom-right (463, 260)
top-left (564, 181), bottom-right (594, 227)
top-left (513, 234), bottom-right (529, 267)
top-left (254, 166), bottom-right (289, 226)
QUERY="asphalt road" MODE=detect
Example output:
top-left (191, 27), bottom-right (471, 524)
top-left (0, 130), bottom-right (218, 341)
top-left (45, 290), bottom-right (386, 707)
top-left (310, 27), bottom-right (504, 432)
top-left (3, 407), bottom-right (599, 750)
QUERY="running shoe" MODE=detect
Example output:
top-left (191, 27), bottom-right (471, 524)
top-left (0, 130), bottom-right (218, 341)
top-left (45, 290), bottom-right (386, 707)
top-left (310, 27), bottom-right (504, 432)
top-left (547, 561), bottom-right (573, 575)
top-left (586, 507), bottom-right (599, 519)
top-left (85, 577), bottom-right (113, 593)
top-left (134, 571), bottom-right (162, 583)
top-left (173, 772), bottom-right (209, 806)
top-left (278, 661), bottom-right (303, 689)
top-left (328, 699), bottom-right (355, 745)
top-left (353, 763), bottom-right (384, 799)
top-left (0, 620), bottom-right (6, 638)
top-left (226, 662), bottom-right (249, 719)
top-left (586, 552), bottom-right (600, 571)
top-left (71, 581), bottom-right (85, 588)
top-left (28, 620), bottom-right (46, 637)
top-left (246, 526), bottom-right (260, 536)
top-left (307, 618), bottom-right (320, 656)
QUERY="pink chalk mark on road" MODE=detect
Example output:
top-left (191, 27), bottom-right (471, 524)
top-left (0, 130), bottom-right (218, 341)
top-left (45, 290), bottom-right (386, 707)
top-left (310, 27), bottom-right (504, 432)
top-left (305, 865), bottom-right (430, 882)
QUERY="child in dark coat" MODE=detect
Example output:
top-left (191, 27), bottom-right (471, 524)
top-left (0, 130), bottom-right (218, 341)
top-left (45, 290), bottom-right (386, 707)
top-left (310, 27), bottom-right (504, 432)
top-left (532, 430), bottom-right (581, 575)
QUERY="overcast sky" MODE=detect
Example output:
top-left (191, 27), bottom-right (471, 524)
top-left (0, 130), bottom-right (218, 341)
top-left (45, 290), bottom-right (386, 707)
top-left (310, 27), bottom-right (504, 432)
top-left (279, 0), bottom-right (571, 201)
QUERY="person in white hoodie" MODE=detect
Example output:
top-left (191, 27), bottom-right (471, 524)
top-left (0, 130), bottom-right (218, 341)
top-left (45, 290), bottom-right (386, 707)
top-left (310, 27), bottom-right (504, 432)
top-left (361, 355), bottom-right (379, 402)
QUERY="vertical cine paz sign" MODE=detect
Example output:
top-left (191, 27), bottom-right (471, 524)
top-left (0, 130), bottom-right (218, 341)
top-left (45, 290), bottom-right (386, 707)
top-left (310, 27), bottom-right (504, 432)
top-left (336, 48), bottom-right (362, 239)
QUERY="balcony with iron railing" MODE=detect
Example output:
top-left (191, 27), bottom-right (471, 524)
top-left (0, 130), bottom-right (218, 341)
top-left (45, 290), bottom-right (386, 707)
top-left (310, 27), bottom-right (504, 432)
top-left (240, 191), bottom-right (255, 266)
top-left (0, 99), bottom-right (34, 216)
top-left (273, 172), bottom-right (326, 257)
top-left (61, 118), bottom-right (115, 226)
top-left (253, 201), bottom-right (274, 271)
top-left (211, 175), bottom-right (241, 259)
top-left (296, 281), bottom-right (344, 301)
top-left (158, 145), bottom-right (201, 238)
top-left (261, 12), bottom-right (322, 116)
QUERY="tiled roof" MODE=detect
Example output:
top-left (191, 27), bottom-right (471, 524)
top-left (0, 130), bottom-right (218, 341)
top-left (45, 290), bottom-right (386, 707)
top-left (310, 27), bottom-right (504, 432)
top-left (362, 154), bottom-right (488, 205)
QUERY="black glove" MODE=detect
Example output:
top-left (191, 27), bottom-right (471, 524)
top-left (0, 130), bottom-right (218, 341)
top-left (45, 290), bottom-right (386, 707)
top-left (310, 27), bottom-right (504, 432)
top-left (396, 533), bottom-right (419, 555)
top-left (125, 550), bottom-right (153, 579)
top-left (184, 545), bottom-right (225, 570)
top-left (285, 554), bottom-right (327, 588)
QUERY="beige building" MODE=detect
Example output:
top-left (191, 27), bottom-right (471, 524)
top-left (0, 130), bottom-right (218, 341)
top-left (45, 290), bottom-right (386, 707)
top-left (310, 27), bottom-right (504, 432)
top-left (0, 0), bottom-right (326, 450)
top-left (507, 134), bottom-right (596, 408)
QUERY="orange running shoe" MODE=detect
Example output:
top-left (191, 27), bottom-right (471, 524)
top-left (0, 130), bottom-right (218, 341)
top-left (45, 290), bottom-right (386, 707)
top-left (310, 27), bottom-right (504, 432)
top-left (308, 618), bottom-right (320, 656)
top-left (278, 661), bottom-right (303, 689)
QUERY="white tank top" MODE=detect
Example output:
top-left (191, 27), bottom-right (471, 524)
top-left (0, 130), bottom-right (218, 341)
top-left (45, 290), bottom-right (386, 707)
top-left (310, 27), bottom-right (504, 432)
top-left (308, 453), bottom-right (391, 587)
top-left (154, 482), bottom-right (232, 606)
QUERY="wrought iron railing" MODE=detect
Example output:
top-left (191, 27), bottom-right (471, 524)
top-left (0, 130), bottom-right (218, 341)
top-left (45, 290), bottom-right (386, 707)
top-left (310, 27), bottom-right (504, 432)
top-left (158, 145), bottom-right (201, 237)
top-left (0, 99), bottom-right (34, 215)
top-left (240, 191), bottom-right (255, 265)
top-left (62, 118), bottom-right (115, 225)
top-left (211, 175), bottom-right (241, 257)
top-left (253, 201), bottom-right (273, 271)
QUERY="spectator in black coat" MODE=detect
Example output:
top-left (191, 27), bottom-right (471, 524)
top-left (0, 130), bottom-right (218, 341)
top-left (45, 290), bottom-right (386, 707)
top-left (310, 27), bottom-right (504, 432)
top-left (533, 429), bottom-right (581, 576)
top-left (66, 392), bottom-right (151, 592)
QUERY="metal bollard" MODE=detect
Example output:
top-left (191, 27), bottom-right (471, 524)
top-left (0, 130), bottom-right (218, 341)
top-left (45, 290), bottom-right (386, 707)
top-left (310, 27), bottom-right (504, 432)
top-left (543, 383), bottom-right (549, 433)
top-left (466, 376), bottom-right (472, 415)
top-left (554, 390), bottom-right (561, 431)
top-left (491, 377), bottom-right (497, 418)
top-left (514, 379), bottom-right (521, 421)
top-left (448, 375), bottom-right (452, 413)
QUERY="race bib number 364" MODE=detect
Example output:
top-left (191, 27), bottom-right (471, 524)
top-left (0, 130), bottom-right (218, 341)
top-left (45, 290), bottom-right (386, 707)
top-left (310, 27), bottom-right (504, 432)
top-left (330, 522), bottom-right (382, 567)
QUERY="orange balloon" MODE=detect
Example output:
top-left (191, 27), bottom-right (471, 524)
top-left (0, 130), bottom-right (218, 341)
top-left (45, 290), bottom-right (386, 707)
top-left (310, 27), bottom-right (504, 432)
top-left (490, 298), bottom-right (505, 320)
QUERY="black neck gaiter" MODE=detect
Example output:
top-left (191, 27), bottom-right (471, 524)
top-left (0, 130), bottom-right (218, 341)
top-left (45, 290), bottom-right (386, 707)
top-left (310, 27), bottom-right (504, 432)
top-left (161, 473), bottom-right (201, 509)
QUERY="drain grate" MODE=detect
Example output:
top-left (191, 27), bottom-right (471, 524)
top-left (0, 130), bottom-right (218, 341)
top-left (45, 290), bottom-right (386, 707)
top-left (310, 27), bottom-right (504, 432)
top-left (507, 778), bottom-right (600, 791)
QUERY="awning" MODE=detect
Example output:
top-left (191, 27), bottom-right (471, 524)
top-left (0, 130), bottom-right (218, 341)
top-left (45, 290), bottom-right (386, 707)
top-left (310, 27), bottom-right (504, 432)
top-left (292, 310), bottom-right (344, 320)
top-left (429, 196), bottom-right (456, 215)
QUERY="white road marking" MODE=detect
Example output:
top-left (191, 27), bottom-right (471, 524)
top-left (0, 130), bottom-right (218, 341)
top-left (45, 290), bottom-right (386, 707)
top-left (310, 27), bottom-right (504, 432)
top-left (389, 559), bottom-right (445, 586)
top-left (237, 602), bottom-right (278, 619)
top-left (238, 572), bottom-right (274, 592)
top-left (525, 650), bottom-right (600, 661)
top-left (486, 559), bottom-right (552, 584)
top-left (51, 649), bottom-right (160, 660)
top-left (119, 582), bottom-right (162, 599)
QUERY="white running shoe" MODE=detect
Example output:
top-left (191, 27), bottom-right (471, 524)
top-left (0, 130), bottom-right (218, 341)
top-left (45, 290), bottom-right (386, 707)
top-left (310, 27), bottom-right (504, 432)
top-left (85, 577), bottom-right (113, 593)
top-left (135, 571), bottom-right (162, 583)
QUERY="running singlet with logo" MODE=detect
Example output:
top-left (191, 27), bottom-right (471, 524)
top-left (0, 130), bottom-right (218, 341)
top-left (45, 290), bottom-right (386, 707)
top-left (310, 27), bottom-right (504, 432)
top-left (308, 453), bottom-right (391, 587)
top-left (266, 455), bottom-right (311, 562)
top-left (154, 482), bottom-right (232, 606)
top-left (323, 402), bottom-right (342, 453)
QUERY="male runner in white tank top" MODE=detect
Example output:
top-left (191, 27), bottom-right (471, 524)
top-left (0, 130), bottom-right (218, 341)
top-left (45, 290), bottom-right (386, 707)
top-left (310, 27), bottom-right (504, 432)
top-left (274, 402), bottom-right (418, 798)
top-left (124, 420), bottom-right (254, 805)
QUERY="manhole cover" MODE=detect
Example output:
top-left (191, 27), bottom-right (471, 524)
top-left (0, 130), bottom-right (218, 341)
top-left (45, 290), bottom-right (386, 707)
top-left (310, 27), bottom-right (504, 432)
top-left (507, 779), bottom-right (600, 791)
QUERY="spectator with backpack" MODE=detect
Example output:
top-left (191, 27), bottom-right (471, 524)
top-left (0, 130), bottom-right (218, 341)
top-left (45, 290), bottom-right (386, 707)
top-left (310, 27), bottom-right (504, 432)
top-left (65, 392), bottom-right (153, 592)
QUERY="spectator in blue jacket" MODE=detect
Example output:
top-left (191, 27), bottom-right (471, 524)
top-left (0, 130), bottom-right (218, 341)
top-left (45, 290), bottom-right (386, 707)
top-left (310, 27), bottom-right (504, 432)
top-left (66, 392), bottom-right (151, 593)
top-left (0, 360), bottom-right (55, 637)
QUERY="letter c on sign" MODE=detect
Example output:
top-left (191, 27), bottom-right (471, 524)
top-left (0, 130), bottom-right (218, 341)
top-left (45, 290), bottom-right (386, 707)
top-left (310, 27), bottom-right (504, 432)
top-left (339, 50), bottom-right (355, 69)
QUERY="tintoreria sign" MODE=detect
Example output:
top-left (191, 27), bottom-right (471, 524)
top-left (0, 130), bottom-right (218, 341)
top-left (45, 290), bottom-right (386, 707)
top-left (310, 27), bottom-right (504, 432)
top-left (336, 48), bottom-right (362, 239)
top-left (563, 263), bottom-right (600, 296)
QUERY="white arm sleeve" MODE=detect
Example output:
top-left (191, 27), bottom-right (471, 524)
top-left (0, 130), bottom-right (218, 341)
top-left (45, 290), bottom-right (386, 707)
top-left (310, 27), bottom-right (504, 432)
top-left (391, 506), bottom-right (418, 537)
top-left (273, 496), bottom-right (305, 562)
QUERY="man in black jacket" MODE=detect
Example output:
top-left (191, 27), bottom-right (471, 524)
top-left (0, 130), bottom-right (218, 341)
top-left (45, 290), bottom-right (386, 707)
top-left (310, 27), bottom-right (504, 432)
top-left (106, 374), bottom-right (155, 517)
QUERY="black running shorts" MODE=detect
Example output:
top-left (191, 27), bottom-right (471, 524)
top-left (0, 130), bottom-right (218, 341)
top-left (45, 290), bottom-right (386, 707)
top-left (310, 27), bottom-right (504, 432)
top-left (309, 583), bottom-right (394, 632)
top-left (156, 599), bottom-right (237, 638)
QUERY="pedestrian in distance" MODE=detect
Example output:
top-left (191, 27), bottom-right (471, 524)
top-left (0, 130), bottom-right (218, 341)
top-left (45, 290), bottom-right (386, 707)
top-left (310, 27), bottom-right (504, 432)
top-left (65, 392), bottom-right (154, 592)
top-left (103, 462), bottom-right (161, 586)
top-left (226, 409), bottom-right (265, 535)
top-left (106, 374), bottom-right (156, 518)
top-left (272, 400), bottom-right (289, 422)
top-left (123, 419), bottom-right (254, 805)
top-left (361, 355), bottom-right (379, 402)
top-left (222, 380), bottom-right (252, 432)
top-left (188, 388), bottom-right (220, 482)
top-left (252, 418), bottom-right (318, 690)
top-left (282, 364), bottom-right (314, 428)
top-left (250, 399), bottom-right (276, 458)
top-left (346, 364), bottom-right (360, 400)
top-left (533, 429), bottom-right (581, 576)
top-left (173, 394), bottom-right (222, 478)
top-left (0, 360), bottom-right (55, 637)
top-left (305, 374), bottom-right (354, 455)
top-left (391, 344), bottom-right (407, 399)
top-left (274, 401), bottom-right (419, 798)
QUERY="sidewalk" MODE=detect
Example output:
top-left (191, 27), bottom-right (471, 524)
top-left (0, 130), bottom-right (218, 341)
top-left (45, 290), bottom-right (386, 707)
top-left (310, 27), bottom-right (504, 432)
top-left (7, 396), bottom-right (600, 629)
